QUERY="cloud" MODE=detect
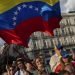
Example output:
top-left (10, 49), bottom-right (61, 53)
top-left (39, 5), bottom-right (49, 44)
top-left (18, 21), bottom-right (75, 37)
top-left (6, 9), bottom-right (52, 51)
top-left (60, 0), bottom-right (75, 13)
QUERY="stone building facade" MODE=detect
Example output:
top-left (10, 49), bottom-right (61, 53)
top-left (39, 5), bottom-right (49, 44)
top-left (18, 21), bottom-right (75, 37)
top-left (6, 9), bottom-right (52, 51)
top-left (26, 13), bottom-right (75, 62)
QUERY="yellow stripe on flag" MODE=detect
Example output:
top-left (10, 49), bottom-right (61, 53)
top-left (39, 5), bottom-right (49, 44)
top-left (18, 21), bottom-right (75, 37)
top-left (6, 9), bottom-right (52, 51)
top-left (0, 0), bottom-right (59, 14)
top-left (43, 0), bottom-right (59, 6)
top-left (0, 0), bottom-right (32, 14)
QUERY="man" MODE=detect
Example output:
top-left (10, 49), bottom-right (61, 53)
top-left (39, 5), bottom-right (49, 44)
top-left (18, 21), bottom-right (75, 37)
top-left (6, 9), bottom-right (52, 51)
top-left (49, 44), bottom-right (63, 72)
top-left (54, 50), bottom-right (70, 73)
top-left (25, 61), bottom-right (34, 75)
top-left (15, 57), bottom-right (29, 75)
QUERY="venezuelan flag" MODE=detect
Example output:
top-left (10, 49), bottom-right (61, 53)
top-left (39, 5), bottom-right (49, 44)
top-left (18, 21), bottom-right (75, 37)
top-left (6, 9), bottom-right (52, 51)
top-left (0, 0), bottom-right (61, 47)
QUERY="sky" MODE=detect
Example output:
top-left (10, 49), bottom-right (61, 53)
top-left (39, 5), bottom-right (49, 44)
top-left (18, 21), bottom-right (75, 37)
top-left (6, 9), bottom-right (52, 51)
top-left (60, 0), bottom-right (75, 13)
top-left (0, 0), bottom-right (75, 45)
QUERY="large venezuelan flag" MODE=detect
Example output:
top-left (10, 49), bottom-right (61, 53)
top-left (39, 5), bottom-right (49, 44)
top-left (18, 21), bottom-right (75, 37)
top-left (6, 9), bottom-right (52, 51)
top-left (0, 0), bottom-right (61, 47)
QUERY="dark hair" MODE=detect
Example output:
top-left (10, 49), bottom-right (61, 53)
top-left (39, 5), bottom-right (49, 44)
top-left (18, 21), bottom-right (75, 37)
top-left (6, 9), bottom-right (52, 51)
top-left (50, 72), bottom-right (58, 75)
top-left (57, 44), bottom-right (63, 50)
top-left (60, 56), bottom-right (72, 64)
top-left (16, 58), bottom-right (26, 70)
top-left (35, 56), bottom-right (44, 63)
top-left (16, 57), bottom-right (24, 62)
top-left (58, 70), bottom-right (70, 75)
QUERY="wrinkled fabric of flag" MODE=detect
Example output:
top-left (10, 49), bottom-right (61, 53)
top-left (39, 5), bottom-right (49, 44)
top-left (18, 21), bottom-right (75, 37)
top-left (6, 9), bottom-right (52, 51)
top-left (0, 0), bottom-right (61, 47)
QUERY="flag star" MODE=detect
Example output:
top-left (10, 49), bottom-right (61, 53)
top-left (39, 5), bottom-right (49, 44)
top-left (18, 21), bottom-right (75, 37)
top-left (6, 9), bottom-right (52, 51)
top-left (29, 5), bottom-right (33, 9)
top-left (12, 16), bottom-right (17, 20)
top-left (17, 7), bottom-right (21, 11)
top-left (14, 11), bottom-right (18, 15)
top-left (13, 22), bottom-right (16, 26)
top-left (35, 8), bottom-right (39, 11)
top-left (22, 4), bottom-right (27, 8)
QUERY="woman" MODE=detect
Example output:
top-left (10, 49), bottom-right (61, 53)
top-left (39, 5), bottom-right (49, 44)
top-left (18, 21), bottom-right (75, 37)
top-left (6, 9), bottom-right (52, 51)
top-left (34, 57), bottom-right (50, 75)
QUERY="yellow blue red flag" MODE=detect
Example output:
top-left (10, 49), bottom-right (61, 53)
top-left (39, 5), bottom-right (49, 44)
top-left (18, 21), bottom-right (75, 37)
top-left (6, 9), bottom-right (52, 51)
top-left (0, 0), bottom-right (61, 47)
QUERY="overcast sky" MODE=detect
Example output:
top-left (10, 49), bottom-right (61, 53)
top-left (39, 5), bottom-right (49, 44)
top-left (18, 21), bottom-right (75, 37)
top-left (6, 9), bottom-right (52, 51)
top-left (0, 0), bottom-right (75, 45)
top-left (60, 0), bottom-right (75, 13)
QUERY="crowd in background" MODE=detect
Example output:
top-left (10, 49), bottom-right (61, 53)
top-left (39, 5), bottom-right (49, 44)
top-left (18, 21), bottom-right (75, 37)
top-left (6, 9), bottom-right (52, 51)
top-left (0, 45), bottom-right (75, 75)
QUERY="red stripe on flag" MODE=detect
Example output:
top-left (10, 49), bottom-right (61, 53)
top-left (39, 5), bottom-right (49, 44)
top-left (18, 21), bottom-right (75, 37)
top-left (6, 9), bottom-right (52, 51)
top-left (0, 17), bottom-right (61, 47)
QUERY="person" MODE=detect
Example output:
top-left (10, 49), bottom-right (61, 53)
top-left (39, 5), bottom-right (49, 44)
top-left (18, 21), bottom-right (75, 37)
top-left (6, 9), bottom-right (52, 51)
top-left (7, 65), bottom-right (15, 75)
top-left (25, 62), bottom-right (34, 75)
top-left (49, 44), bottom-right (63, 72)
top-left (64, 64), bottom-right (75, 75)
top-left (54, 50), bottom-right (70, 73)
top-left (15, 57), bottom-right (29, 75)
top-left (2, 65), bottom-right (15, 75)
top-left (55, 50), bottom-right (75, 74)
top-left (58, 70), bottom-right (70, 75)
top-left (12, 61), bottom-right (17, 74)
top-left (34, 56), bottom-right (50, 75)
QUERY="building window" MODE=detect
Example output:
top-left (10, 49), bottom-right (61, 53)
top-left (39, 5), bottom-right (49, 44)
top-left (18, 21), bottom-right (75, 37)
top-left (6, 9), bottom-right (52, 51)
top-left (38, 40), bottom-right (44, 49)
top-left (71, 36), bottom-right (75, 44)
top-left (66, 18), bottom-right (71, 25)
top-left (69, 17), bottom-right (75, 25)
top-left (44, 39), bottom-right (52, 48)
top-left (52, 38), bottom-right (58, 46)
top-left (61, 18), bottom-right (67, 26)
top-left (28, 39), bottom-right (34, 49)
top-left (59, 37), bottom-right (65, 45)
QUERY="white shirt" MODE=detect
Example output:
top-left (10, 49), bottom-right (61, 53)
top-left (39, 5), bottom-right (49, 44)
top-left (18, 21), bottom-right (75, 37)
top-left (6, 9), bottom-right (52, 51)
top-left (15, 70), bottom-right (29, 75)
top-left (49, 53), bottom-right (60, 72)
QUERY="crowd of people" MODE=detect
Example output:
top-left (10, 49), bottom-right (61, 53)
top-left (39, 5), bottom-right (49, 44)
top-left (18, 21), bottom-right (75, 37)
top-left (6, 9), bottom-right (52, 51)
top-left (1, 45), bottom-right (75, 75)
